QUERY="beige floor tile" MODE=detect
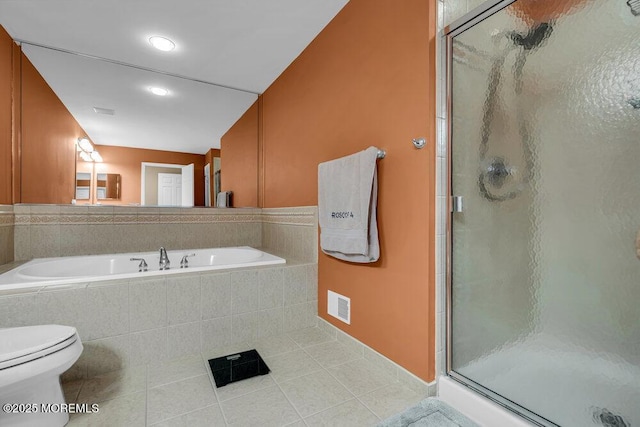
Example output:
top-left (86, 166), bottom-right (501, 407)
top-left (328, 359), bottom-right (398, 396)
top-left (68, 391), bottom-right (146, 427)
top-left (76, 366), bottom-right (146, 404)
top-left (283, 421), bottom-right (306, 427)
top-left (147, 354), bottom-right (207, 388)
top-left (147, 374), bottom-right (217, 425)
top-left (286, 327), bottom-right (333, 348)
top-left (62, 379), bottom-right (83, 404)
top-left (279, 370), bottom-right (354, 418)
top-left (304, 340), bottom-right (362, 368)
top-left (264, 349), bottom-right (322, 383)
top-left (220, 385), bottom-right (300, 427)
top-left (303, 399), bottom-right (380, 426)
top-left (149, 404), bottom-right (226, 427)
top-left (214, 373), bottom-right (276, 402)
top-left (250, 334), bottom-right (300, 357)
top-left (358, 383), bottom-right (425, 420)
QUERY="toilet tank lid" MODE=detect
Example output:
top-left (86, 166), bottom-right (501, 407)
top-left (0, 325), bottom-right (77, 363)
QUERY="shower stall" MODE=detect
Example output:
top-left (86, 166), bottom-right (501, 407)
top-left (445, 0), bottom-right (640, 425)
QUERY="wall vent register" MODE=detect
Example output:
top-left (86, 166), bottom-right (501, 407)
top-left (328, 290), bottom-right (351, 324)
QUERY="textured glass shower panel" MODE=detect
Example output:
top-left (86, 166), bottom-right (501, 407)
top-left (450, 0), bottom-right (640, 426)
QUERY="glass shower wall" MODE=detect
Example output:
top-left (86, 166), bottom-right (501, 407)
top-left (449, 0), bottom-right (640, 426)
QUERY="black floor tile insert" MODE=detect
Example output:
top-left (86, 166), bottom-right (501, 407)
top-left (208, 349), bottom-right (270, 387)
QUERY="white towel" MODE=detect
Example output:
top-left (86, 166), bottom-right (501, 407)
top-left (216, 191), bottom-right (232, 207)
top-left (318, 146), bottom-right (380, 263)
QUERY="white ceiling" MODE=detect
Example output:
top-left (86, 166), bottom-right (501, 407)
top-left (0, 0), bottom-right (349, 153)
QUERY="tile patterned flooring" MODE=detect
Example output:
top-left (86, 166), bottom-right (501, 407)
top-left (63, 327), bottom-right (427, 426)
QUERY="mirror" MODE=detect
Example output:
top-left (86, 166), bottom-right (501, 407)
top-left (75, 173), bottom-right (91, 201)
top-left (16, 42), bottom-right (259, 207)
top-left (96, 174), bottom-right (121, 200)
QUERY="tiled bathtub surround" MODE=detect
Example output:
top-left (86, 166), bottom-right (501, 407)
top-left (0, 260), bottom-right (318, 381)
top-left (0, 205), bottom-right (14, 265)
top-left (262, 206), bottom-right (318, 263)
top-left (13, 205), bottom-right (263, 261)
top-left (11, 205), bottom-right (319, 262)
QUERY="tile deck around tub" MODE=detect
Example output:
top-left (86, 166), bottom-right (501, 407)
top-left (63, 326), bottom-right (427, 426)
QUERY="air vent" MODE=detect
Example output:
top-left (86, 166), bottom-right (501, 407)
top-left (93, 107), bottom-right (115, 115)
top-left (327, 290), bottom-right (350, 324)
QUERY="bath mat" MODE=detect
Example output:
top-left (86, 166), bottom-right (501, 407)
top-left (208, 349), bottom-right (270, 387)
top-left (377, 398), bottom-right (479, 427)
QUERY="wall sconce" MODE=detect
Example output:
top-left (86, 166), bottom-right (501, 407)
top-left (77, 137), bottom-right (102, 162)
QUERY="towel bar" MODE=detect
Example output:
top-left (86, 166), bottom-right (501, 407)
top-left (376, 149), bottom-right (386, 159)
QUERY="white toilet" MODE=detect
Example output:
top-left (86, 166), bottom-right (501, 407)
top-left (0, 325), bottom-right (83, 427)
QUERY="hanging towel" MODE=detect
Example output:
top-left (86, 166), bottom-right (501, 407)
top-left (318, 146), bottom-right (380, 263)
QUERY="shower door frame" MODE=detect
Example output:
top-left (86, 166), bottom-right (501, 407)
top-left (444, 1), bottom-right (557, 426)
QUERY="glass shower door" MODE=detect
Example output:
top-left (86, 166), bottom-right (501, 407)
top-left (448, 0), bottom-right (640, 426)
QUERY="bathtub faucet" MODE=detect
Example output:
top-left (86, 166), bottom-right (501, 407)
top-left (159, 247), bottom-right (170, 270)
top-left (180, 253), bottom-right (196, 269)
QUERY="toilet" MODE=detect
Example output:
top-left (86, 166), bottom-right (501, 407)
top-left (0, 325), bottom-right (83, 427)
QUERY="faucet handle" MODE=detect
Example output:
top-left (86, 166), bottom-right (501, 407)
top-left (130, 258), bottom-right (148, 272)
top-left (180, 253), bottom-right (196, 268)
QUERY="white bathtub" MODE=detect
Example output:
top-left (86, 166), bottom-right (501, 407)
top-left (0, 246), bottom-right (285, 291)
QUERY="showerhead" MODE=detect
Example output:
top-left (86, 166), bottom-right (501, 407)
top-left (510, 22), bottom-right (554, 50)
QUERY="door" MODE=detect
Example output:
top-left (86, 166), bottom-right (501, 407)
top-left (448, 0), bottom-right (640, 426)
top-left (181, 163), bottom-right (194, 207)
top-left (204, 163), bottom-right (211, 207)
top-left (157, 173), bottom-right (181, 206)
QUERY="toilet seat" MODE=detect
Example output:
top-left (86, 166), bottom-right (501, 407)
top-left (0, 325), bottom-right (78, 370)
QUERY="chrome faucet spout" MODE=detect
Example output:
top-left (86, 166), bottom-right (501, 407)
top-left (159, 247), bottom-right (170, 270)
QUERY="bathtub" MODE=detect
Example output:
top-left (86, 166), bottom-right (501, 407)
top-left (0, 246), bottom-right (285, 291)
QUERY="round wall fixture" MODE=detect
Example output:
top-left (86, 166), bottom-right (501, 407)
top-left (412, 138), bottom-right (427, 149)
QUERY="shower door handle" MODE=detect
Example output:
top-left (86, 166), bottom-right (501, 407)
top-left (452, 196), bottom-right (463, 213)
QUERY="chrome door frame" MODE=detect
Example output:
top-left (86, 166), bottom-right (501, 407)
top-left (444, 1), bottom-right (557, 426)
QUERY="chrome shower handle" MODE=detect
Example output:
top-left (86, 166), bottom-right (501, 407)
top-left (130, 258), bottom-right (148, 272)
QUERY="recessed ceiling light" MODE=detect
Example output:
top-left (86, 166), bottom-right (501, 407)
top-left (149, 36), bottom-right (175, 52)
top-left (149, 87), bottom-right (169, 96)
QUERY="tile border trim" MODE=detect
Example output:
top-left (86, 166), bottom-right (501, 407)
top-left (261, 206), bottom-right (317, 227)
top-left (317, 317), bottom-right (437, 397)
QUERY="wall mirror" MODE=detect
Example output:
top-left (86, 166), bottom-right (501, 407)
top-left (17, 43), bottom-right (259, 207)
top-left (75, 173), bottom-right (91, 201)
top-left (96, 173), bottom-right (121, 200)
top-left (1, 0), bottom-right (351, 208)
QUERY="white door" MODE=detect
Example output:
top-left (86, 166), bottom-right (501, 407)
top-left (181, 163), bottom-right (194, 207)
top-left (204, 163), bottom-right (211, 207)
top-left (157, 173), bottom-right (181, 206)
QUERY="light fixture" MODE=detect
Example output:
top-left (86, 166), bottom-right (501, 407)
top-left (90, 151), bottom-right (103, 162)
top-left (77, 137), bottom-right (103, 162)
top-left (78, 137), bottom-right (94, 153)
top-left (149, 87), bottom-right (169, 96)
top-left (149, 36), bottom-right (175, 52)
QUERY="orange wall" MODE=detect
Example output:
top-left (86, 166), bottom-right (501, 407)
top-left (0, 27), bottom-right (13, 204)
top-left (94, 145), bottom-right (205, 206)
top-left (261, 0), bottom-right (436, 380)
top-left (220, 101), bottom-right (258, 207)
top-left (21, 52), bottom-right (86, 204)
